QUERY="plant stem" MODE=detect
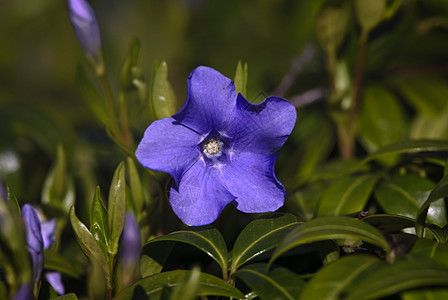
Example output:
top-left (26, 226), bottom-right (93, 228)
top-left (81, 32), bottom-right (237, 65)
top-left (118, 92), bottom-right (133, 149)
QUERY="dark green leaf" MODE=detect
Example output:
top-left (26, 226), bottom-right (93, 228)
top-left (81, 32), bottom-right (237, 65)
top-left (108, 161), bottom-right (126, 255)
top-left (416, 174), bottom-right (448, 237)
top-left (168, 266), bottom-right (201, 300)
top-left (362, 214), bottom-right (415, 232)
top-left (44, 252), bottom-right (83, 278)
top-left (299, 255), bottom-right (384, 300)
top-left (346, 256), bottom-right (448, 300)
top-left (126, 157), bottom-right (145, 214)
top-left (119, 37), bottom-right (142, 89)
top-left (410, 238), bottom-right (448, 268)
top-left (317, 174), bottom-right (379, 216)
top-left (270, 216), bottom-right (390, 265)
top-left (114, 270), bottom-right (244, 300)
top-left (358, 84), bottom-right (408, 154)
top-left (53, 293), bottom-right (79, 300)
top-left (147, 227), bottom-right (228, 278)
top-left (140, 241), bottom-right (174, 277)
top-left (231, 214), bottom-right (300, 273)
top-left (90, 186), bottom-right (109, 258)
top-left (234, 263), bottom-right (305, 300)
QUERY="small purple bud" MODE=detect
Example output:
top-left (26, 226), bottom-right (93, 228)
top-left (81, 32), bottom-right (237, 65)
top-left (13, 284), bottom-right (33, 300)
top-left (21, 204), bottom-right (44, 285)
top-left (41, 218), bottom-right (56, 250)
top-left (67, 0), bottom-right (101, 61)
top-left (45, 271), bottom-right (65, 295)
top-left (121, 213), bottom-right (142, 266)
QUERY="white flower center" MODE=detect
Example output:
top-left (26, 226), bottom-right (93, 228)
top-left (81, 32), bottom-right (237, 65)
top-left (203, 138), bottom-right (223, 158)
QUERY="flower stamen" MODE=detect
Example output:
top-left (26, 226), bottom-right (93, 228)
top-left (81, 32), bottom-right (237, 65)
top-left (202, 138), bottom-right (223, 158)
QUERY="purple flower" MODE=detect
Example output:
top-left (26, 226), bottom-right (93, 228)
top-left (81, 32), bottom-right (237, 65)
top-left (120, 213), bottom-right (142, 266)
top-left (67, 0), bottom-right (101, 61)
top-left (21, 205), bottom-right (65, 295)
top-left (136, 66), bottom-right (297, 226)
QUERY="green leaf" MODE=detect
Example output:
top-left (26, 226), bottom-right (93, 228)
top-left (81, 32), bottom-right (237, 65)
top-left (410, 238), bottom-right (448, 268)
top-left (346, 256), bottom-right (448, 300)
top-left (113, 270), bottom-right (244, 300)
top-left (358, 84), bottom-right (408, 154)
top-left (149, 61), bottom-right (177, 120)
top-left (108, 161), bottom-right (126, 255)
top-left (363, 140), bottom-right (448, 164)
top-left (299, 255), bottom-right (384, 300)
top-left (69, 207), bottom-right (109, 277)
top-left (126, 157), bottom-right (145, 214)
top-left (147, 226), bottom-right (228, 278)
top-left (140, 241), bottom-right (174, 277)
top-left (90, 186), bottom-right (109, 258)
top-left (402, 288), bottom-right (448, 300)
top-left (410, 103), bottom-right (448, 140)
top-left (317, 174), bottom-right (379, 216)
top-left (53, 293), bottom-right (79, 300)
top-left (233, 61), bottom-right (248, 97)
top-left (230, 214), bottom-right (300, 273)
top-left (354, 0), bottom-right (387, 34)
top-left (362, 214), bottom-right (416, 232)
top-left (234, 263), bottom-right (305, 300)
top-left (168, 266), bottom-right (201, 300)
top-left (416, 174), bottom-right (448, 237)
top-left (44, 252), bottom-right (83, 278)
top-left (119, 37), bottom-right (142, 90)
top-left (270, 216), bottom-right (390, 265)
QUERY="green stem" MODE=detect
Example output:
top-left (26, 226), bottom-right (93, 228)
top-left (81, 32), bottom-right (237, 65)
top-left (118, 92), bottom-right (133, 149)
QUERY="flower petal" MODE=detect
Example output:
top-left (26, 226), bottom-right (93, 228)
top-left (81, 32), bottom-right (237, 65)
top-left (45, 271), bottom-right (65, 295)
top-left (173, 66), bottom-right (237, 134)
top-left (41, 218), bottom-right (56, 250)
top-left (225, 95), bottom-right (297, 154)
top-left (22, 204), bottom-right (44, 284)
top-left (220, 152), bottom-right (285, 213)
top-left (169, 159), bottom-right (235, 226)
top-left (136, 117), bottom-right (202, 184)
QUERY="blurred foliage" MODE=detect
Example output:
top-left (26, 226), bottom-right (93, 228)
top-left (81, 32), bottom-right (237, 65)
top-left (2, 0), bottom-right (448, 299)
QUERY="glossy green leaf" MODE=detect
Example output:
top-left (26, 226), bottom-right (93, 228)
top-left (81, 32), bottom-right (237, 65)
top-left (317, 174), bottom-right (379, 216)
top-left (234, 263), bottom-right (305, 300)
top-left (168, 266), bottom-right (201, 300)
top-left (375, 174), bottom-right (446, 228)
top-left (346, 257), bottom-right (448, 300)
top-left (234, 61), bottom-right (248, 97)
top-left (108, 161), bottom-right (126, 255)
top-left (90, 186), bottom-right (109, 258)
top-left (270, 216), bottom-right (390, 265)
top-left (140, 241), bottom-right (174, 278)
top-left (363, 140), bottom-right (448, 164)
top-left (69, 207), bottom-right (109, 276)
top-left (416, 174), bottom-right (448, 237)
top-left (126, 157), bottom-right (145, 214)
top-left (147, 226), bottom-right (228, 278)
top-left (299, 255), bottom-right (384, 300)
top-left (230, 214), bottom-right (300, 273)
top-left (53, 293), bottom-right (79, 300)
top-left (358, 84), bottom-right (408, 154)
top-left (402, 288), bottom-right (448, 300)
top-left (149, 61), bottom-right (177, 120)
top-left (362, 214), bottom-right (415, 232)
top-left (410, 238), bottom-right (448, 268)
top-left (286, 186), bottom-right (323, 221)
top-left (114, 270), bottom-right (244, 300)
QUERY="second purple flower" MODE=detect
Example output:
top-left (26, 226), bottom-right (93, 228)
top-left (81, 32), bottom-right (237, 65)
top-left (136, 66), bottom-right (297, 226)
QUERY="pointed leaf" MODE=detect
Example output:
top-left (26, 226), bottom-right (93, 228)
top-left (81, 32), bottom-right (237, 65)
top-left (362, 214), bottom-right (415, 232)
top-left (233, 61), bottom-right (248, 97)
top-left (299, 255), bottom-right (384, 300)
top-left (150, 61), bottom-right (177, 120)
top-left (410, 238), bottom-right (448, 268)
top-left (140, 241), bottom-right (174, 277)
top-left (347, 257), bottom-right (448, 300)
top-left (114, 270), bottom-right (244, 300)
top-left (317, 174), bottom-right (379, 216)
top-left (270, 216), bottom-right (390, 265)
top-left (416, 174), bottom-right (448, 237)
top-left (53, 293), bottom-right (79, 300)
top-left (108, 161), bottom-right (126, 255)
top-left (69, 207), bottom-right (109, 277)
top-left (234, 263), bottom-right (304, 300)
top-left (147, 226), bottom-right (228, 278)
top-left (90, 186), bottom-right (109, 258)
top-left (126, 157), bottom-right (145, 213)
top-left (230, 214), bottom-right (300, 272)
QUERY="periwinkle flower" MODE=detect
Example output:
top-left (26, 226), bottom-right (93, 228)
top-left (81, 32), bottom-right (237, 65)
top-left (136, 66), bottom-right (297, 226)
top-left (67, 0), bottom-right (101, 61)
top-left (21, 204), bottom-right (64, 295)
top-left (119, 213), bottom-right (141, 287)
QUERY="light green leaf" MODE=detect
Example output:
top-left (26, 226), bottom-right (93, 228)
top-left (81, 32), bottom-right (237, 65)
top-left (402, 288), bottom-right (448, 300)
top-left (234, 263), bottom-right (305, 300)
top-left (317, 174), bottom-right (379, 216)
top-left (354, 0), bottom-right (387, 34)
top-left (270, 216), bottom-right (390, 265)
top-left (108, 161), bottom-right (126, 255)
top-left (147, 226), bottom-right (228, 279)
top-left (113, 270), bottom-right (244, 300)
top-left (69, 207), bottom-right (110, 279)
top-left (90, 186), bottom-right (109, 258)
top-left (149, 61), bottom-right (177, 120)
top-left (230, 214), bottom-right (300, 273)
top-left (347, 256), bottom-right (448, 300)
top-left (410, 238), bottom-right (448, 268)
top-left (234, 61), bottom-right (248, 97)
top-left (416, 174), bottom-right (448, 237)
top-left (299, 255), bottom-right (384, 300)
top-left (126, 157), bottom-right (145, 214)
top-left (168, 266), bottom-right (201, 300)
top-left (53, 293), bottom-right (79, 300)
